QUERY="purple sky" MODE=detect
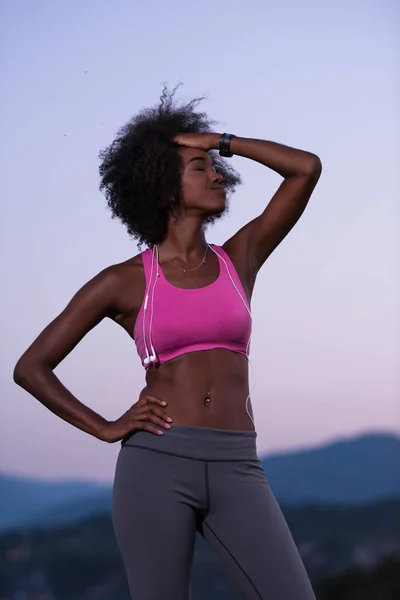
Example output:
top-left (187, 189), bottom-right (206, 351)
top-left (1, 0), bottom-right (398, 482)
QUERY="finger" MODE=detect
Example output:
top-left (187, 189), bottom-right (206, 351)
top-left (146, 413), bottom-right (172, 429)
top-left (133, 408), bottom-right (171, 428)
top-left (139, 395), bottom-right (167, 408)
top-left (150, 406), bottom-right (173, 422)
top-left (134, 421), bottom-right (163, 435)
top-left (135, 404), bottom-right (170, 421)
top-left (141, 422), bottom-right (164, 436)
top-left (173, 134), bottom-right (184, 145)
top-left (135, 409), bottom-right (171, 429)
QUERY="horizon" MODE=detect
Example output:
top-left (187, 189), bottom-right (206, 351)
top-left (1, 429), bottom-right (398, 484)
top-left (1, 0), bottom-right (398, 482)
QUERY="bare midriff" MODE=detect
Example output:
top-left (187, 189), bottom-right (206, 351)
top-left (139, 348), bottom-right (254, 431)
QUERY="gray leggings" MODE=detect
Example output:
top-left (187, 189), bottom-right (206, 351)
top-left (112, 426), bottom-right (315, 600)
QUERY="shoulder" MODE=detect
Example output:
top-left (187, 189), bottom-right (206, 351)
top-left (100, 252), bottom-right (145, 282)
top-left (82, 252), bottom-right (146, 305)
top-left (219, 230), bottom-right (256, 298)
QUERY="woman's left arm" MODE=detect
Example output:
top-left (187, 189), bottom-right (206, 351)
top-left (226, 137), bottom-right (322, 273)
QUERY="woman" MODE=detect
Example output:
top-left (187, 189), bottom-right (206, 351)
top-left (14, 90), bottom-right (322, 599)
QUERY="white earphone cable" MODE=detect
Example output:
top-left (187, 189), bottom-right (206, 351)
top-left (148, 246), bottom-right (160, 363)
top-left (208, 244), bottom-right (256, 426)
top-left (142, 245), bottom-right (156, 365)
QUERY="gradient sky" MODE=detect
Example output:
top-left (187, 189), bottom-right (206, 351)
top-left (1, 0), bottom-right (398, 483)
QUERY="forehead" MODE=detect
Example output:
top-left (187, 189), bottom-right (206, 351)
top-left (178, 146), bottom-right (213, 166)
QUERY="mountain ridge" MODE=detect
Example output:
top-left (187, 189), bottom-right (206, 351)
top-left (1, 431), bottom-right (399, 532)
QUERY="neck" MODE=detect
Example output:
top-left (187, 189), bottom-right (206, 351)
top-left (158, 218), bottom-right (208, 261)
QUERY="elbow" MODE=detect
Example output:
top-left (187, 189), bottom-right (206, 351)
top-left (13, 355), bottom-right (41, 387)
top-left (13, 358), bottom-right (29, 386)
top-left (305, 154), bottom-right (322, 178)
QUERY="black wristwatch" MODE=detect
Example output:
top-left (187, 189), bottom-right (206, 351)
top-left (219, 133), bottom-right (235, 158)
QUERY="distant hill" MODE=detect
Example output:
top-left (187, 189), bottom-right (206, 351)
top-left (262, 432), bottom-right (400, 505)
top-left (1, 432), bottom-right (399, 532)
top-left (0, 474), bottom-right (109, 532)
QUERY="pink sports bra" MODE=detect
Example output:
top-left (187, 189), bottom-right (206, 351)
top-left (134, 244), bottom-right (252, 369)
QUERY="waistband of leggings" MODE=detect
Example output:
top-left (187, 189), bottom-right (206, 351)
top-left (121, 425), bottom-right (258, 461)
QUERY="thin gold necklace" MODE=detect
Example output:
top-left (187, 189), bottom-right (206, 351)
top-left (162, 245), bottom-right (209, 274)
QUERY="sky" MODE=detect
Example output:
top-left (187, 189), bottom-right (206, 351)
top-left (0, 0), bottom-right (398, 483)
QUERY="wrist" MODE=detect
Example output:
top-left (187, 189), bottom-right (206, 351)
top-left (95, 418), bottom-right (112, 442)
top-left (210, 133), bottom-right (222, 150)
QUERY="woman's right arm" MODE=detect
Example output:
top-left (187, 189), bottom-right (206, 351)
top-left (13, 268), bottom-right (122, 441)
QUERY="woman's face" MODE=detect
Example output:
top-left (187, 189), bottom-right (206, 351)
top-left (178, 147), bottom-right (226, 217)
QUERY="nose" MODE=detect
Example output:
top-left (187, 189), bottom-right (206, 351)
top-left (211, 170), bottom-right (223, 184)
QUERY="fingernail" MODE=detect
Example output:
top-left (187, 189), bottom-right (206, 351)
top-left (165, 424), bottom-right (171, 429)
top-left (162, 401), bottom-right (167, 406)
top-left (167, 417), bottom-right (173, 422)
top-left (158, 430), bottom-right (164, 435)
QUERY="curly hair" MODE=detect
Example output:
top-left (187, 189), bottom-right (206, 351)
top-left (98, 88), bottom-right (241, 247)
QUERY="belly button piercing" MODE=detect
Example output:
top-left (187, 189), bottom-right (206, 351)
top-left (204, 392), bottom-right (211, 407)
